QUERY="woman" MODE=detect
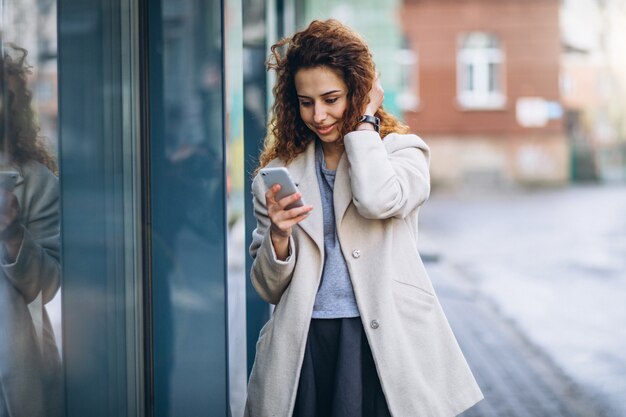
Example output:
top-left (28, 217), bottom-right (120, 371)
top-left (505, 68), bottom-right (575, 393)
top-left (246, 20), bottom-right (482, 417)
top-left (0, 44), bottom-right (62, 417)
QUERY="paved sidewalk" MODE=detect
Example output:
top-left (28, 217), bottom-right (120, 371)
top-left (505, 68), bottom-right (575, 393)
top-left (427, 261), bottom-right (612, 417)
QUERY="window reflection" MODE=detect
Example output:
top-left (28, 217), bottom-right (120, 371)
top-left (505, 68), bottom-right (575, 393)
top-left (0, 41), bottom-right (62, 417)
top-left (1, 1), bottom-right (61, 416)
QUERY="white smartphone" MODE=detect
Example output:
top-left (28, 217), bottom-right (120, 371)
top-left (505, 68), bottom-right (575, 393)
top-left (259, 167), bottom-right (304, 210)
top-left (0, 171), bottom-right (19, 192)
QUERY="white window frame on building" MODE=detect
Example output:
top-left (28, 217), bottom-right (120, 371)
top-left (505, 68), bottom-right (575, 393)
top-left (457, 32), bottom-right (505, 110)
top-left (395, 48), bottom-right (420, 111)
top-left (395, 40), bottom-right (419, 112)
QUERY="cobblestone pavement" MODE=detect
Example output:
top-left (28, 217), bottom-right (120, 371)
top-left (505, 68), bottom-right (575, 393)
top-left (428, 261), bottom-right (613, 417)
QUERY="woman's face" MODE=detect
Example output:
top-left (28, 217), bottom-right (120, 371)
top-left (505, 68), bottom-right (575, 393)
top-left (294, 66), bottom-right (348, 144)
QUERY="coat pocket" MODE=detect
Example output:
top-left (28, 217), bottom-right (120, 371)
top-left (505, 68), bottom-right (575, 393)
top-left (391, 279), bottom-right (435, 321)
top-left (391, 251), bottom-right (436, 299)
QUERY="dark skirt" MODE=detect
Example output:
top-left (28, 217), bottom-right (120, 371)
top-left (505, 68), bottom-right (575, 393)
top-left (293, 317), bottom-right (392, 417)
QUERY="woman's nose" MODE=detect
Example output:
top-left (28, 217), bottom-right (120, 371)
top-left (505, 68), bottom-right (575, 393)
top-left (313, 104), bottom-right (326, 123)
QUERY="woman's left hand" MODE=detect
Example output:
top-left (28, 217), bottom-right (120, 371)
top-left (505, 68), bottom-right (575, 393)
top-left (363, 74), bottom-right (384, 116)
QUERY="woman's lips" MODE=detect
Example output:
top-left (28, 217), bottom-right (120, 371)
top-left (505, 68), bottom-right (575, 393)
top-left (315, 123), bottom-right (335, 135)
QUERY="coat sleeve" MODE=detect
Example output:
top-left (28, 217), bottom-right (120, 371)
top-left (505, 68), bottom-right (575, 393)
top-left (1, 163), bottom-right (61, 304)
top-left (249, 173), bottom-right (297, 304)
top-left (343, 131), bottom-right (431, 220)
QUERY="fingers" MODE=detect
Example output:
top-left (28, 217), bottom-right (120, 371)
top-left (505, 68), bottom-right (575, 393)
top-left (264, 184), bottom-right (280, 205)
top-left (269, 205), bottom-right (312, 238)
top-left (264, 183), bottom-right (313, 236)
top-left (0, 191), bottom-right (19, 233)
top-left (283, 204), bottom-right (313, 219)
top-left (277, 190), bottom-right (303, 210)
top-left (265, 184), bottom-right (305, 211)
top-left (364, 75), bottom-right (384, 116)
top-left (271, 202), bottom-right (313, 226)
top-left (270, 207), bottom-right (311, 233)
top-left (264, 183), bottom-right (292, 205)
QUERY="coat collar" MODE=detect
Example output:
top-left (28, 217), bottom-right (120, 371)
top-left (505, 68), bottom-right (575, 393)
top-left (288, 140), bottom-right (353, 252)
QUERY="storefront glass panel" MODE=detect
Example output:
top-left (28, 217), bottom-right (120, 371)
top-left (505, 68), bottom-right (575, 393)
top-left (58, 0), bottom-right (144, 415)
top-left (146, 0), bottom-right (228, 415)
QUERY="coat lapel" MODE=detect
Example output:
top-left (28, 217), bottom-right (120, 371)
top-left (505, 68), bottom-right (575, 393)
top-left (290, 142), bottom-right (324, 253)
top-left (333, 152), bottom-right (353, 227)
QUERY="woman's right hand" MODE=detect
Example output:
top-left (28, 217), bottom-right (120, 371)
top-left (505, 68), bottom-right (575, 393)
top-left (0, 188), bottom-right (23, 260)
top-left (265, 184), bottom-right (313, 259)
top-left (0, 188), bottom-right (19, 232)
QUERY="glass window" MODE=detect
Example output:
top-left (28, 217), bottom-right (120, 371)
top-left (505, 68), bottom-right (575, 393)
top-left (147, 0), bottom-right (229, 415)
top-left (457, 32), bottom-right (506, 109)
top-left (57, 0), bottom-right (144, 415)
top-left (1, 1), bottom-right (62, 416)
top-left (395, 38), bottom-right (419, 112)
top-left (242, 0), bottom-right (272, 390)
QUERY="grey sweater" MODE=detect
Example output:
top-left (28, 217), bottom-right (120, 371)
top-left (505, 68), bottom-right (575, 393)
top-left (311, 144), bottom-right (360, 319)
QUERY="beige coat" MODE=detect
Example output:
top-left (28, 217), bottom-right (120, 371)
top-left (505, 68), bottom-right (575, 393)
top-left (246, 131), bottom-right (482, 417)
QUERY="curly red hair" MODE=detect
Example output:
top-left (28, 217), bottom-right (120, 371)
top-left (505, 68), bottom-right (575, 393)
top-left (258, 19), bottom-right (409, 169)
top-left (1, 44), bottom-right (57, 174)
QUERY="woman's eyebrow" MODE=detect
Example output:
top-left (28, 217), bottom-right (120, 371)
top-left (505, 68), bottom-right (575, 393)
top-left (297, 90), bottom-right (343, 99)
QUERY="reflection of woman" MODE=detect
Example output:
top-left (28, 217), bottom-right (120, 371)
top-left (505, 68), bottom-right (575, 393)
top-left (0, 45), bottom-right (62, 417)
top-left (246, 20), bottom-right (482, 416)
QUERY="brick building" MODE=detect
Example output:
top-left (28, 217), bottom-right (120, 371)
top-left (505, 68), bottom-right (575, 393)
top-left (401, 0), bottom-right (568, 187)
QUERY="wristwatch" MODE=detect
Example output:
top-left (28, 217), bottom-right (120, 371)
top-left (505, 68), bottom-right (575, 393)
top-left (358, 115), bottom-right (380, 133)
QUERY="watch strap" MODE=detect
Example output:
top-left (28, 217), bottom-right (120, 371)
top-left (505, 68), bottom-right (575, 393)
top-left (358, 115), bottom-right (380, 133)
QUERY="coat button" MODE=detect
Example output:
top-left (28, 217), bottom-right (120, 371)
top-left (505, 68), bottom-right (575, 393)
top-left (370, 320), bottom-right (380, 329)
top-left (352, 249), bottom-right (361, 259)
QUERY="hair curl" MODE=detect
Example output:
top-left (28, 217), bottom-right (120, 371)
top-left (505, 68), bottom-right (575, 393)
top-left (258, 19), bottom-right (409, 169)
top-left (1, 43), bottom-right (58, 174)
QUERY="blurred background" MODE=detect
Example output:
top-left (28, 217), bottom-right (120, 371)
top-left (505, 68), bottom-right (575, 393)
top-left (2, 0), bottom-right (625, 416)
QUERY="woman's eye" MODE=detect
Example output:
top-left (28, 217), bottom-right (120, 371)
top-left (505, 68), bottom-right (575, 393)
top-left (326, 98), bottom-right (338, 104)
top-left (299, 101), bottom-right (312, 107)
